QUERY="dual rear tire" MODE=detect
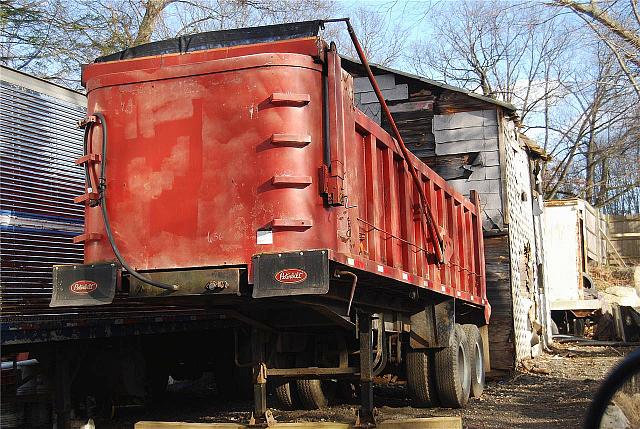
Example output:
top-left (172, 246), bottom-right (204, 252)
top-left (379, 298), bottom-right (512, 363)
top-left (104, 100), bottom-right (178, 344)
top-left (406, 323), bottom-right (485, 408)
top-left (273, 379), bottom-right (336, 410)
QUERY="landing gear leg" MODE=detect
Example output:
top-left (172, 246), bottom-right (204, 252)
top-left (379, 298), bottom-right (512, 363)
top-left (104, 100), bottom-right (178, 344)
top-left (249, 329), bottom-right (274, 427)
top-left (356, 312), bottom-right (376, 427)
top-left (253, 362), bottom-right (268, 420)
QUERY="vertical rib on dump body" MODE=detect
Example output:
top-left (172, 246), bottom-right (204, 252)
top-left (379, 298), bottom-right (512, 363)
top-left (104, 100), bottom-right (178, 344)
top-left (77, 32), bottom-right (488, 318)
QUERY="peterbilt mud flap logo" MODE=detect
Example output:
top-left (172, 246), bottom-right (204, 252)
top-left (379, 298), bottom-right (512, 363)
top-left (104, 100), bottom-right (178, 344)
top-left (70, 280), bottom-right (98, 294)
top-left (274, 268), bottom-right (308, 284)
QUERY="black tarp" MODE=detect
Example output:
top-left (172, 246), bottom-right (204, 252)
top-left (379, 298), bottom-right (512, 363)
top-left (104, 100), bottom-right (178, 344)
top-left (96, 20), bottom-right (324, 63)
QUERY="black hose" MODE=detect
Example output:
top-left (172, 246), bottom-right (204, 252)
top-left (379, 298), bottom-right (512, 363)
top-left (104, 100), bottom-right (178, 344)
top-left (83, 124), bottom-right (92, 192)
top-left (85, 112), bottom-right (178, 292)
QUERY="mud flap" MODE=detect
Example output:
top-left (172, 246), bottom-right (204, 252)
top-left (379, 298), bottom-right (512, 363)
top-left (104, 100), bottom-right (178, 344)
top-left (252, 249), bottom-right (329, 298)
top-left (50, 262), bottom-right (119, 307)
top-left (410, 297), bottom-right (455, 349)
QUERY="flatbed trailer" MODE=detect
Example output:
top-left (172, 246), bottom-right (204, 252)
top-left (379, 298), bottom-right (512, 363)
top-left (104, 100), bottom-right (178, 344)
top-left (3, 21), bottom-right (490, 428)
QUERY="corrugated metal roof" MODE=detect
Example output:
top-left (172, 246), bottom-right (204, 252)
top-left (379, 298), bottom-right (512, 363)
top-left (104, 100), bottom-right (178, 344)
top-left (0, 65), bottom-right (86, 105)
top-left (340, 56), bottom-right (518, 112)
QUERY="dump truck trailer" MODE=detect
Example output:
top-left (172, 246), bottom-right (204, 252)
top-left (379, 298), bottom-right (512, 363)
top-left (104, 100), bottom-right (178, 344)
top-left (5, 21), bottom-right (490, 427)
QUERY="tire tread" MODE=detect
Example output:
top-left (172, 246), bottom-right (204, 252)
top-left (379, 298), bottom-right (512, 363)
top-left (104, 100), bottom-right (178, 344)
top-left (406, 350), bottom-right (437, 407)
top-left (296, 379), bottom-right (328, 409)
top-left (434, 324), bottom-right (471, 408)
top-left (462, 324), bottom-right (485, 399)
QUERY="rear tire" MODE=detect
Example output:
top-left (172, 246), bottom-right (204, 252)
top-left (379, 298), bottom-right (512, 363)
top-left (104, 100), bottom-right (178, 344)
top-left (273, 380), bottom-right (297, 410)
top-left (434, 324), bottom-right (471, 408)
top-left (462, 324), bottom-right (485, 399)
top-left (406, 349), bottom-right (438, 407)
top-left (296, 379), bottom-right (335, 409)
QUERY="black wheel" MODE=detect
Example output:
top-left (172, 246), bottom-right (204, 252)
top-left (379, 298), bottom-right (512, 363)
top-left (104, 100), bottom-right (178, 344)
top-left (433, 324), bottom-right (471, 408)
top-left (406, 349), bottom-right (438, 407)
top-left (273, 380), bottom-right (297, 410)
top-left (462, 324), bottom-right (485, 399)
top-left (573, 318), bottom-right (585, 337)
top-left (295, 379), bottom-right (335, 409)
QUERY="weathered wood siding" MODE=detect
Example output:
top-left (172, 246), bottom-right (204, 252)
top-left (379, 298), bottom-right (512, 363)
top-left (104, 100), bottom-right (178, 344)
top-left (607, 215), bottom-right (640, 265)
top-left (353, 74), bottom-right (435, 159)
top-left (484, 232), bottom-right (515, 372)
top-left (431, 110), bottom-right (504, 231)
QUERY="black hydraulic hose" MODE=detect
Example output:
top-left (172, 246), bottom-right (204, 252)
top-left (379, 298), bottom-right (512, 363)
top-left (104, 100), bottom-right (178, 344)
top-left (83, 124), bottom-right (92, 192)
top-left (85, 112), bottom-right (178, 292)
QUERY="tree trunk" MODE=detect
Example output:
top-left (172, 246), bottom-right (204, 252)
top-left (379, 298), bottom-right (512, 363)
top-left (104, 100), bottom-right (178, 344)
top-left (133, 0), bottom-right (171, 46)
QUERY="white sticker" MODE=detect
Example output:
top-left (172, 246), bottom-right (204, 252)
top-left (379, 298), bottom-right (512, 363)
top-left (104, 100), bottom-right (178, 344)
top-left (347, 257), bottom-right (355, 266)
top-left (402, 272), bottom-right (408, 281)
top-left (257, 230), bottom-right (273, 245)
top-left (377, 265), bottom-right (384, 273)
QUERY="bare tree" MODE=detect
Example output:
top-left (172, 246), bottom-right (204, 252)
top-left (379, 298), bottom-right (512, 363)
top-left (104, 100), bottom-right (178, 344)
top-left (552, 0), bottom-right (640, 94)
top-left (409, 1), bottom-right (577, 123)
top-left (0, 0), bottom-right (336, 87)
top-left (409, 0), bottom-right (638, 213)
top-left (330, 5), bottom-right (409, 67)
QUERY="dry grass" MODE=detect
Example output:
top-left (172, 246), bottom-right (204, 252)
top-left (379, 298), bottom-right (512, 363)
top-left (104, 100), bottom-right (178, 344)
top-left (588, 264), bottom-right (635, 290)
top-left (613, 392), bottom-right (640, 428)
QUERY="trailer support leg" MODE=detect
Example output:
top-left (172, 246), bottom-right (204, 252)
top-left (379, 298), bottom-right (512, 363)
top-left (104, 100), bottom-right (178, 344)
top-left (249, 329), bottom-right (274, 427)
top-left (253, 362), bottom-right (267, 418)
top-left (54, 345), bottom-right (71, 429)
top-left (356, 312), bottom-right (376, 427)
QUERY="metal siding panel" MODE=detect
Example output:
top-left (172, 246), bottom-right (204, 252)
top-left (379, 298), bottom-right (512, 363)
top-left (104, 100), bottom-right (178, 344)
top-left (0, 78), bottom-right (86, 308)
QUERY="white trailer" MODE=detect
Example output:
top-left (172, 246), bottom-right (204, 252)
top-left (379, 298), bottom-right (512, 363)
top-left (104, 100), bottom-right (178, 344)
top-left (543, 199), bottom-right (606, 333)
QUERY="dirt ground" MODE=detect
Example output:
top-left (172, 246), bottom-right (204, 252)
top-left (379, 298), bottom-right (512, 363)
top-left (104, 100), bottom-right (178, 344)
top-left (101, 343), bottom-right (634, 429)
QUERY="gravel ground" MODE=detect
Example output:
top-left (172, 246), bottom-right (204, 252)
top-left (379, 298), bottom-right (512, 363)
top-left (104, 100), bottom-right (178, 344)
top-left (100, 343), bottom-right (634, 429)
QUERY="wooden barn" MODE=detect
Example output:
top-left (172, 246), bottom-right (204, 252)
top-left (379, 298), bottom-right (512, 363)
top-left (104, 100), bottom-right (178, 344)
top-left (342, 58), bottom-right (552, 373)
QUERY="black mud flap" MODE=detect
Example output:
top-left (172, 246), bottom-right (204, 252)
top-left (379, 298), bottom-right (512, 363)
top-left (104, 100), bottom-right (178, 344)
top-left (252, 249), bottom-right (329, 298)
top-left (50, 262), bottom-right (119, 307)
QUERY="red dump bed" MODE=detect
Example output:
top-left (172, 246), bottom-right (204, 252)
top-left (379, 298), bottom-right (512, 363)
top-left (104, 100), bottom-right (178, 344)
top-left (80, 37), bottom-right (488, 316)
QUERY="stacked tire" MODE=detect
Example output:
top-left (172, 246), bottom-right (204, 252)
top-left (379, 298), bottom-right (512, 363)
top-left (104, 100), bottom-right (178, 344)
top-left (406, 323), bottom-right (485, 408)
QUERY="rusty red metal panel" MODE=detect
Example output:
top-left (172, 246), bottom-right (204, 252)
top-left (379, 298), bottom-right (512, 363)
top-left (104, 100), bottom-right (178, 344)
top-left (80, 36), bottom-right (488, 312)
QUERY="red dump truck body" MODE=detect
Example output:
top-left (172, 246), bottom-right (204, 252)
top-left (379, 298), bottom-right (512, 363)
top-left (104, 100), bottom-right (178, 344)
top-left (75, 35), bottom-right (488, 319)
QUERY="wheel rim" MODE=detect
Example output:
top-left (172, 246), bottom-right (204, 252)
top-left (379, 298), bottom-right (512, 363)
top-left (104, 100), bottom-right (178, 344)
top-left (475, 343), bottom-right (483, 384)
top-left (458, 343), bottom-right (469, 390)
